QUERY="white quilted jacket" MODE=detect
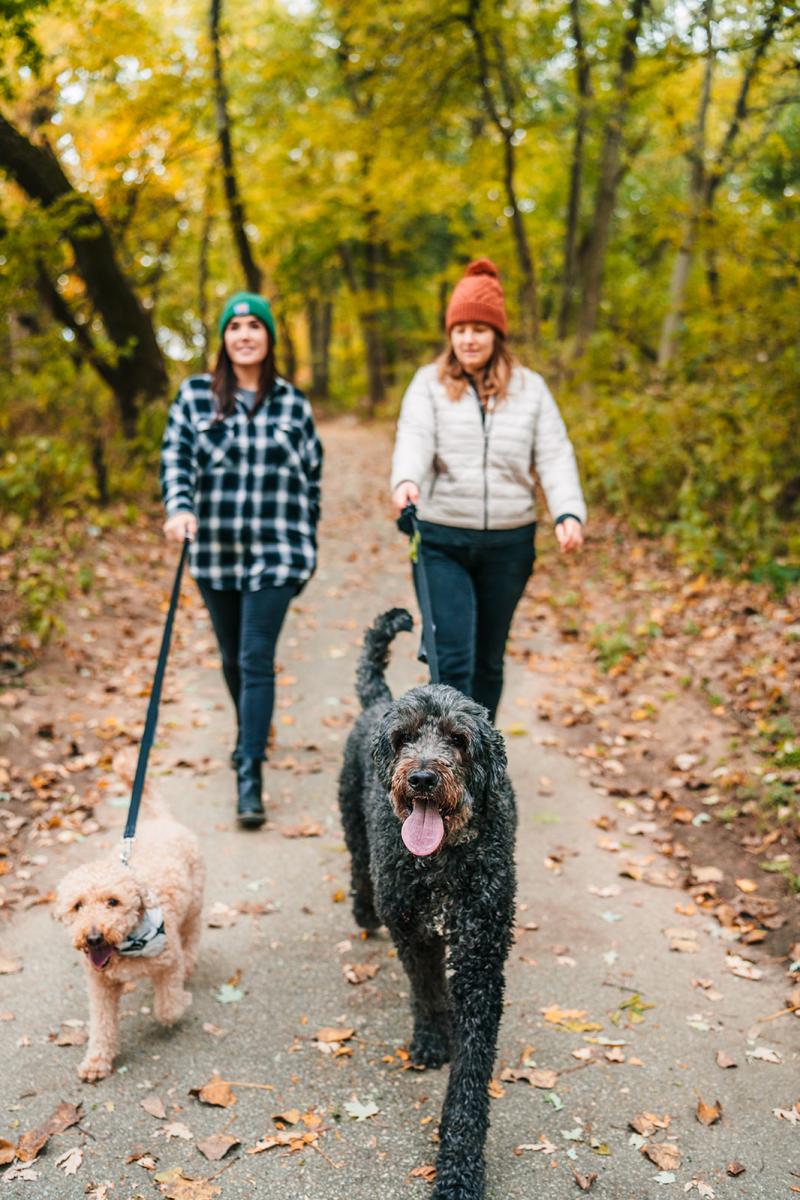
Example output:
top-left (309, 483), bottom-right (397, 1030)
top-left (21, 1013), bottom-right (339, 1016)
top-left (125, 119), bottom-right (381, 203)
top-left (390, 363), bottom-right (586, 529)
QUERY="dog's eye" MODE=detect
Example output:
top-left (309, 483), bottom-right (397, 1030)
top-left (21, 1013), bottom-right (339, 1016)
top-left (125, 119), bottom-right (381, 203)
top-left (449, 732), bottom-right (468, 752)
top-left (106, 898), bottom-right (120, 908)
top-left (390, 731), bottom-right (405, 754)
top-left (72, 901), bottom-right (82, 912)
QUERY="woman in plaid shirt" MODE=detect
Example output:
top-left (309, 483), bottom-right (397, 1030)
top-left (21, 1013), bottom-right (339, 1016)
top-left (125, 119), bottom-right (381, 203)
top-left (161, 293), bottom-right (323, 827)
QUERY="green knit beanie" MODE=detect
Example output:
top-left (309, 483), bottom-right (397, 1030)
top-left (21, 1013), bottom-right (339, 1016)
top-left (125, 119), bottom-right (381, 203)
top-left (218, 292), bottom-right (276, 342)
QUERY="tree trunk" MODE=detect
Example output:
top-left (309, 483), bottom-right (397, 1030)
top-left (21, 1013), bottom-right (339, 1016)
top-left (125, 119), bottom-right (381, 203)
top-left (657, 0), bottom-right (713, 368)
top-left (210, 0), bottom-right (262, 294)
top-left (196, 181), bottom-right (215, 366)
top-left (308, 298), bottom-right (332, 403)
top-left (277, 312), bottom-right (297, 382)
top-left (575, 0), bottom-right (648, 353)
top-left (464, 0), bottom-right (539, 351)
top-left (0, 114), bottom-right (168, 434)
top-left (339, 235), bottom-right (386, 415)
top-left (657, 0), bottom-right (782, 366)
top-left (557, 0), bottom-right (591, 341)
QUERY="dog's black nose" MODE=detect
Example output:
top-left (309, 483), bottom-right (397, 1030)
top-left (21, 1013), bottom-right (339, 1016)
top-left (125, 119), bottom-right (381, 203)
top-left (408, 768), bottom-right (438, 792)
top-left (86, 932), bottom-right (104, 948)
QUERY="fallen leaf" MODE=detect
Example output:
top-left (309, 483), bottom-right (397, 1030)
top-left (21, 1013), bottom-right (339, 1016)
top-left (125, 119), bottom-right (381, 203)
top-left (16, 1101), bottom-right (82, 1161)
top-left (0, 1140), bottom-right (16, 1165)
top-left (279, 822), bottom-right (323, 838)
top-left (196, 1134), bottom-right (240, 1161)
top-left (644, 1143), bottom-right (682, 1171)
top-left (725, 954), bottom-right (763, 981)
top-left (487, 1079), bottom-right (505, 1099)
top-left (51, 1019), bottom-right (88, 1046)
top-left (248, 1130), bottom-right (319, 1154)
top-left (630, 1113), bottom-right (671, 1136)
top-left (693, 867), bottom-right (723, 884)
top-left (574, 1168), bottom-right (598, 1191)
top-left (0, 956), bottom-right (22, 974)
top-left (500, 1066), bottom-right (559, 1089)
top-left (773, 1106), bottom-right (800, 1124)
top-left (159, 1121), bottom-right (193, 1140)
top-left (154, 1165), bottom-right (222, 1198)
top-left (410, 1164), bottom-right (437, 1181)
top-left (746, 1046), bottom-right (781, 1064)
top-left (206, 902), bottom-right (239, 929)
top-left (214, 983), bottom-right (244, 1004)
top-left (315, 1026), bottom-right (354, 1044)
top-left (344, 1097), bottom-right (379, 1121)
top-left (727, 1161), bottom-right (745, 1176)
top-left (343, 962), bottom-right (379, 985)
top-left (514, 1138), bottom-right (558, 1155)
top-left (190, 1077), bottom-right (237, 1108)
top-left (2, 1162), bottom-right (39, 1182)
top-left (54, 1146), bottom-right (83, 1175)
top-left (715, 1051), bottom-right (737, 1069)
top-left (273, 1109), bottom-right (302, 1126)
top-left (141, 1095), bottom-right (167, 1119)
top-left (696, 1098), bottom-right (722, 1126)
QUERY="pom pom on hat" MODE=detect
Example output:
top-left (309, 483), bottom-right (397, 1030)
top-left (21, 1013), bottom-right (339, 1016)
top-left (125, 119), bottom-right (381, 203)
top-left (465, 258), bottom-right (500, 278)
top-left (445, 258), bottom-right (507, 336)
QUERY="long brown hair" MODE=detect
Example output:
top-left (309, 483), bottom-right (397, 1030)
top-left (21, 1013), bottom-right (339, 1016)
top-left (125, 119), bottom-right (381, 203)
top-left (212, 340), bottom-right (276, 419)
top-left (436, 333), bottom-right (516, 407)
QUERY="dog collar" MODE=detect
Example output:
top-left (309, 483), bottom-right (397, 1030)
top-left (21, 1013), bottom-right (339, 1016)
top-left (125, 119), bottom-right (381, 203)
top-left (118, 906), bottom-right (167, 957)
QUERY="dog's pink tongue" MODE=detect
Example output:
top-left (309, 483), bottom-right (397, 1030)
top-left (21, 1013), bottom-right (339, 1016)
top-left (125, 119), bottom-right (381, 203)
top-left (401, 799), bottom-right (445, 857)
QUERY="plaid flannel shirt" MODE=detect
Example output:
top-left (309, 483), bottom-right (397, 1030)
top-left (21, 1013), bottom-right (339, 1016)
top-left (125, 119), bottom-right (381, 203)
top-left (160, 374), bottom-right (323, 591)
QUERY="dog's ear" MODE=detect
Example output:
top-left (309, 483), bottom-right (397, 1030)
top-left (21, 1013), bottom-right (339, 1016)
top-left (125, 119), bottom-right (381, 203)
top-left (477, 717), bottom-right (508, 798)
top-left (54, 871), bottom-right (81, 922)
top-left (371, 710), bottom-right (397, 786)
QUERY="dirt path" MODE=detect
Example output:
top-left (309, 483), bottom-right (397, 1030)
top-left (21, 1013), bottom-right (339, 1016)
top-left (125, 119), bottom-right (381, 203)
top-left (1, 421), bottom-right (798, 1199)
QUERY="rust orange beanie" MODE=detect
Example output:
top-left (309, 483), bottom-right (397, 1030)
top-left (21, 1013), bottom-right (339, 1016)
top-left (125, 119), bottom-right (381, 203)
top-left (445, 258), bottom-right (508, 336)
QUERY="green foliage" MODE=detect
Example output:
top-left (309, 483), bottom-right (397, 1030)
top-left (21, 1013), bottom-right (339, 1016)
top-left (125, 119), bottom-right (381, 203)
top-left (0, 435), bottom-right (90, 522)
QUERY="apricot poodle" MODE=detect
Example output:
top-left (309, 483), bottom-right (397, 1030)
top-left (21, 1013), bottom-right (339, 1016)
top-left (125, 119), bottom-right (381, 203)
top-left (56, 753), bottom-right (205, 1081)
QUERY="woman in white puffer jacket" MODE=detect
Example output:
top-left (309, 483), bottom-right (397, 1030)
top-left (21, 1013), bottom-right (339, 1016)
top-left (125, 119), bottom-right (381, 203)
top-left (391, 258), bottom-right (585, 722)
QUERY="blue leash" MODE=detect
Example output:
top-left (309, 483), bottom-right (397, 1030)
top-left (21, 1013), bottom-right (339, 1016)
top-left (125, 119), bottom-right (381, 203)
top-left (121, 536), bottom-right (190, 865)
top-left (398, 504), bottom-right (440, 685)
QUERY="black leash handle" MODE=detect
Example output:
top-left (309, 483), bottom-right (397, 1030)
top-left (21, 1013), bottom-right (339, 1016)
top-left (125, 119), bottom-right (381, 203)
top-left (121, 536), bottom-right (190, 864)
top-left (398, 504), bottom-right (440, 686)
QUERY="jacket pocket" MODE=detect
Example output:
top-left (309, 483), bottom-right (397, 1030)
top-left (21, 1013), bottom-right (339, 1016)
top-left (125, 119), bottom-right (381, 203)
top-left (196, 420), bottom-right (238, 470)
top-left (272, 424), bottom-right (306, 475)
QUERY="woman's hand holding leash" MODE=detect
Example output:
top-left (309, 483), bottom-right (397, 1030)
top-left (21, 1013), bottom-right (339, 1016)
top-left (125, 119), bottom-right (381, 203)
top-left (164, 512), bottom-right (197, 543)
top-left (392, 480), bottom-right (419, 516)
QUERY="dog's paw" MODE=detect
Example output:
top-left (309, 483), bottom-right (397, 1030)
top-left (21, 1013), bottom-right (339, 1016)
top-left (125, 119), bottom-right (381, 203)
top-left (352, 896), bottom-right (381, 933)
top-left (78, 1054), bottom-right (113, 1082)
top-left (156, 989), bottom-right (192, 1025)
top-left (410, 1027), bottom-right (451, 1069)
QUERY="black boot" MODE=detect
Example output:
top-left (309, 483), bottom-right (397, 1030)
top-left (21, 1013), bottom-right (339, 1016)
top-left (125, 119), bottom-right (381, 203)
top-left (230, 729), bottom-right (242, 770)
top-left (236, 757), bottom-right (265, 828)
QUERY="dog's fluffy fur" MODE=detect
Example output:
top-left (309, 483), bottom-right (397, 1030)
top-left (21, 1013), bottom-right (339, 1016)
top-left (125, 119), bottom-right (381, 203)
top-left (56, 750), bottom-right (205, 1081)
top-left (338, 610), bottom-right (517, 1200)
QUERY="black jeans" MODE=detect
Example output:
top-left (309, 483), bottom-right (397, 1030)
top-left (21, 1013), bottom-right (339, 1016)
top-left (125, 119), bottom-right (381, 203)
top-left (415, 524), bottom-right (535, 723)
top-left (197, 581), bottom-right (297, 759)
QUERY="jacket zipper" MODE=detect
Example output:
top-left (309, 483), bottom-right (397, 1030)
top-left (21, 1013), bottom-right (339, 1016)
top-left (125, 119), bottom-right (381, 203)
top-left (472, 383), bottom-right (494, 530)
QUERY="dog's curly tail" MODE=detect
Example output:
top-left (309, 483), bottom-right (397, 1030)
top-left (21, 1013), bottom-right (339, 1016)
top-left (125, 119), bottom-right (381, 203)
top-left (356, 608), bottom-right (413, 710)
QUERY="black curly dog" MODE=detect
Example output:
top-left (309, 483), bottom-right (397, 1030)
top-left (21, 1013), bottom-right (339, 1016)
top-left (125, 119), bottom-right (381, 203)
top-left (337, 608), bottom-right (517, 1200)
